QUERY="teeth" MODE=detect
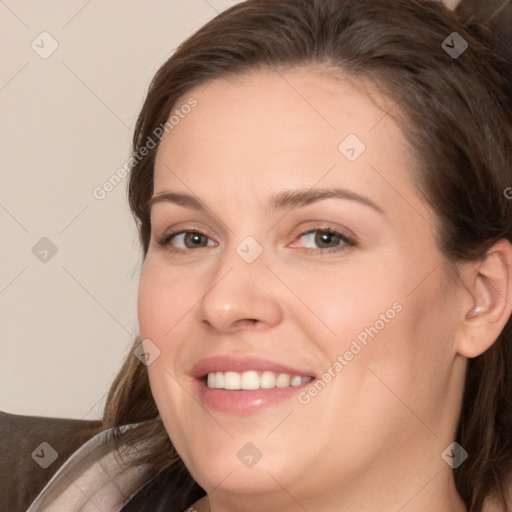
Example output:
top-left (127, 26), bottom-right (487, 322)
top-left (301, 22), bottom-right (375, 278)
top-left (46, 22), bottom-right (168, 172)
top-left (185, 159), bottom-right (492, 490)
top-left (224, 371), bottom-right (241, 390)
top-left (206, 371), bottom-right (312, 390)
top-left (290, 376), bottom-right (302, 387)
top-left (215, 372), bottom-right (224, 389)
top-left (276, 374), bottom-right (291, 388)
top-left (241, 371), bottom-right (260, 390)
top-left (260, 371), bottom-right (276, 389)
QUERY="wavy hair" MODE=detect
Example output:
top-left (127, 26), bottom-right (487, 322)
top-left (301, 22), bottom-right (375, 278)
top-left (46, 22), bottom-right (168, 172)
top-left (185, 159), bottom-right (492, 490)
top-left (100, 1), bottom-right (512, 510)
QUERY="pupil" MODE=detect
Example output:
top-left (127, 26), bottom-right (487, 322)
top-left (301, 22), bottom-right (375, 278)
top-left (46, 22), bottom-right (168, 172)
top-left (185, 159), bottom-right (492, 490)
top-left (188, 233), bottom-right (204, 247)
top-left (317, 232), bottom-right (338, 248)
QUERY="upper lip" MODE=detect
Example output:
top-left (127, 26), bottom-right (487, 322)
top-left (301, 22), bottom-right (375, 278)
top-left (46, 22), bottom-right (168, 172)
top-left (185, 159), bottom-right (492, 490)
top-left (191, 355), bottom-right (316, 379)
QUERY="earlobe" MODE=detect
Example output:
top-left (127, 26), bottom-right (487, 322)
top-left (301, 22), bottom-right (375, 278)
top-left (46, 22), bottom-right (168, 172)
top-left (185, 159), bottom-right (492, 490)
top-left (457, 239), bottom-right (512, 359)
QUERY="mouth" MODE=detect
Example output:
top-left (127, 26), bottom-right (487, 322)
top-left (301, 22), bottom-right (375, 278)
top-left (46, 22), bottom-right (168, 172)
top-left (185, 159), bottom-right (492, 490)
top-left (205, 370), bottom-right (312, 390)
top-left (191, 356), bottom-right (316, 414)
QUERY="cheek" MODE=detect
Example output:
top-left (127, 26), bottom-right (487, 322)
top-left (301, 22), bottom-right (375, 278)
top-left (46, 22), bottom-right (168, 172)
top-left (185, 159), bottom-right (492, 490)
top-left (349, 268), bottom-right (459, 407)
top-left (137, 259), bottom-right (198, 446)
top-left (305, 258), bottom-right (454, 404)
top-left (137, 256), bottom-right (196, 340)
top-left (294, 261), bottom-right (405, 353)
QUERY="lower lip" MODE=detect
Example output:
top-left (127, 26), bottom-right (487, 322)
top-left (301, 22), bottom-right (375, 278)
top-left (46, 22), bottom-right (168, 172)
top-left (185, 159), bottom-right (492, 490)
top-left (195, 378), bottom-right (314, 414)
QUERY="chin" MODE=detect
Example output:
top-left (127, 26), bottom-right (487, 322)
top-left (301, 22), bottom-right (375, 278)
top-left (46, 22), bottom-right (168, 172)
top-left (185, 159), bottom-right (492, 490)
top-left (179, 433), bottom-right (315, 496)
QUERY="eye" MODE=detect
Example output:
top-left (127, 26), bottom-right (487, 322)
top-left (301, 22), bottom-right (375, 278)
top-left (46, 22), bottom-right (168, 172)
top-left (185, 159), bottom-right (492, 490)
top-left (160, 229), bottom-right (215, 252)
top-left (157, 226), bottom-right (356, 255)
top-left (292, 227), bottom-right (356, 254)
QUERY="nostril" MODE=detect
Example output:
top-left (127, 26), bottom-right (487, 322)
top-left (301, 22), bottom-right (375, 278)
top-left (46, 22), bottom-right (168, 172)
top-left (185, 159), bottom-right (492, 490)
top-left (234, 319), bottom-right (258, 328)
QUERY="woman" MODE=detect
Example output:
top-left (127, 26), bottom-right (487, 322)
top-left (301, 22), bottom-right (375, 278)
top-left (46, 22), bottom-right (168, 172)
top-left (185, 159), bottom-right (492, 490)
top-left (27, 0), bottom-right (512, 511)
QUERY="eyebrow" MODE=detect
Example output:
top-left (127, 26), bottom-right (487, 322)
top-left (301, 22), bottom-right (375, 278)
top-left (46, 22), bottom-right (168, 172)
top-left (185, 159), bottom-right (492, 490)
top-left (148, 187), bottom-right (385, 215)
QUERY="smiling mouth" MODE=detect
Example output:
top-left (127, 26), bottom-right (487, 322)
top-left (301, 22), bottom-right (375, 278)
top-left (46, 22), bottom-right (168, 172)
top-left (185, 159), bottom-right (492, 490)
top-left (205, 370), bottom-right (313, 390)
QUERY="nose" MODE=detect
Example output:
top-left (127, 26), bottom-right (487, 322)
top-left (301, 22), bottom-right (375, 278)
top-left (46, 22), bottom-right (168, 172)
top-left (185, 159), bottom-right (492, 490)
top-left (197, 246), bottom-right (283, 334)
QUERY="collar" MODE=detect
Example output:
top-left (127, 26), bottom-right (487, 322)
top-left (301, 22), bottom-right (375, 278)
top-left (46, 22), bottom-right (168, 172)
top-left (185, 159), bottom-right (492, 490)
top-left (27, 422), bottom-right (158, 512)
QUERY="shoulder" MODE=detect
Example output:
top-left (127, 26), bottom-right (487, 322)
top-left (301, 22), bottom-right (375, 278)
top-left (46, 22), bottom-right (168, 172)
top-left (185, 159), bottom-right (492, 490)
top-left (0, 413), bottom-right (154, 512)
top-left (0, 410), bottom-right (102, 511)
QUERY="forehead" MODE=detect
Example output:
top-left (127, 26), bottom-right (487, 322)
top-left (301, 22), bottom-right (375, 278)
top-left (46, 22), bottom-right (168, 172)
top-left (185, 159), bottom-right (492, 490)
top-left (153, 66), bottom-right (417, 213)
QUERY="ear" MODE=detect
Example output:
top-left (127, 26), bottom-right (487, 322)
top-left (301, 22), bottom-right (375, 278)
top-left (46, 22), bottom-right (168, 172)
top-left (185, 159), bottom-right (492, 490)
top-left (456, 238), bottom-right (512, 359)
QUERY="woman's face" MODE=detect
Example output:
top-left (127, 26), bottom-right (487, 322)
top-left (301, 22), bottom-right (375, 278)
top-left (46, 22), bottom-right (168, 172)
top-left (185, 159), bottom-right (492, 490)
top-left (138, 67), bottom-right (467, 507)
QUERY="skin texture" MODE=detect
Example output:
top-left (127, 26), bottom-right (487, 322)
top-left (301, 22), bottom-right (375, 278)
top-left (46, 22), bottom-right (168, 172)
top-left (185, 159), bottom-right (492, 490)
top-left (137, 67), bottom-right (512, 512)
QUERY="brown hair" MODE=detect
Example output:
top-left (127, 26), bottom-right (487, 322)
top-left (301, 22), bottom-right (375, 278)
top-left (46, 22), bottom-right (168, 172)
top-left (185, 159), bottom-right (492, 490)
top-left (100, 0), bottom-right (512, 510)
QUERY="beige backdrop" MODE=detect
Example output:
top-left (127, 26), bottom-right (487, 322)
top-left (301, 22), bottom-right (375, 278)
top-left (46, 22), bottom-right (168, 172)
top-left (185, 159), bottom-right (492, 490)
top-left (0, 0), bottom-right (242, 420)
top-left (0, 0), bottom-right (458, 420)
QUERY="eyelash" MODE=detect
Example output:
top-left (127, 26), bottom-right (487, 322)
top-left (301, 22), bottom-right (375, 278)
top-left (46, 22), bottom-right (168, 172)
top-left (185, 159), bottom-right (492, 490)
top-left (157, 226), bottom-right (356, 256)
